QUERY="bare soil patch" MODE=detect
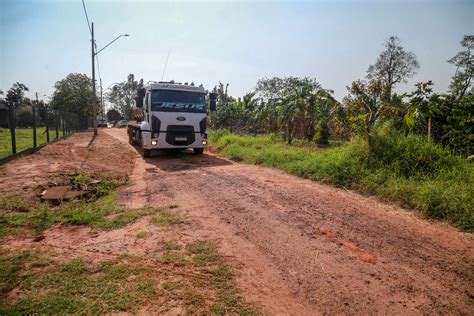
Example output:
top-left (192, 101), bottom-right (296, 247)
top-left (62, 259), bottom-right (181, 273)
top-left (0, 131), bottom-right (135, 201)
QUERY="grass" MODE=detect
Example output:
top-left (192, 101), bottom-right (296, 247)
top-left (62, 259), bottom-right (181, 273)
top-left (0, 241), bottom-right (263, 315)
top-left (0, 173), bottom-right (163, 238)
top-left (136, 230), bottom-right (150, 238)
top-left (158, 252), bottom-right (188, 266)
top-left (186, 240), bottom-right (219, 266)
top-left (0, 249), bottom-right (158, 314)
top-left (158, 239), bottom-right (182, 251)
top-left (0, 127), bottom-right (65, 157)
top-left (150, 207), bottom-right (185, 225)
top-left (155, 239), bottom-right (262, 314)
top-left (210, 126), bottom-right (474, 232)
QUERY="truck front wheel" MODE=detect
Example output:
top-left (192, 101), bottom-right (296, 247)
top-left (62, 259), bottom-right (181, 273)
top-left (143, 149), bottom-right (152, 158)
top-left (193, 148), bottom-right (204, 155)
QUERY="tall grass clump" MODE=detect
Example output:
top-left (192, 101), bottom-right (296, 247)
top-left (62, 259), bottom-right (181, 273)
top-left (209, 126), bottom-right (473, 231)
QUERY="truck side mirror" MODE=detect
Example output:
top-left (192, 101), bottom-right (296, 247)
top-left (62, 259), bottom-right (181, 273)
top-left (135, 88), bottom-right (146, 108)
top-left (209, 92), bottom-right (217, 112)
top-left (134, 95), bottom-right (143, 108)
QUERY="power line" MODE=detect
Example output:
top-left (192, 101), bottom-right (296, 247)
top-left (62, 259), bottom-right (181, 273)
top-left (82, 0), bottom-right (92, 36)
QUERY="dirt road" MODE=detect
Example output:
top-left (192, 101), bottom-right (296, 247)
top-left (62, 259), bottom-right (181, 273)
top-left (1, 129), bottom-right (472, 314)
top-left (100, 128), bottom-right (473, 314)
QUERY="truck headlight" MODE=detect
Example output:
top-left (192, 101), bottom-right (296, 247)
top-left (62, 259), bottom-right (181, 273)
top-left (153, 132), bottom-right (159, 138)
top-left (201, 133), bottom-right (208, 139)
top-left (151, 140), bottom-right (157, 146)
top-left (202, 140), bottom-right (207, 145)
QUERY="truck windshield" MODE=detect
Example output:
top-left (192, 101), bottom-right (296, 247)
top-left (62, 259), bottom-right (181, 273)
top-left (151, 90), bottom-right (206, 113)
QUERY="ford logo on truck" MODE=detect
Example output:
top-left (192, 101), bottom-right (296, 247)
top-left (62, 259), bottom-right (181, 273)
top-left (177, 116), bottom-right (186, 121)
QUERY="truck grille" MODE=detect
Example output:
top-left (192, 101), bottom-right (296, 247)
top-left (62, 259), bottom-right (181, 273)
top-left (165, 125), bottom-right (195, 146)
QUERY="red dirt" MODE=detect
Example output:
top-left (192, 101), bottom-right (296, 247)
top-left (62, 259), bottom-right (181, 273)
top-left (0, 131), bottom-right (135, 198)
top-left (1, 129), bottom-right (473, 315)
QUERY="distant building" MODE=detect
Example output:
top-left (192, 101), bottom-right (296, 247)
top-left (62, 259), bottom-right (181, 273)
top-left (0, 100), bottom-right (9, 127)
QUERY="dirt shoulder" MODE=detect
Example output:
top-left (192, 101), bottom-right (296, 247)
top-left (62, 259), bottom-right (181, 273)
top-left (0, 131), bottom-right (136, 199)
top-left (1, 129), bottom-right (473, 314)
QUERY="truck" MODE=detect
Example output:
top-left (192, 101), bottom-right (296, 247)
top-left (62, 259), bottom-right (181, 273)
top-left (127, 81), bottom-right (217, 158)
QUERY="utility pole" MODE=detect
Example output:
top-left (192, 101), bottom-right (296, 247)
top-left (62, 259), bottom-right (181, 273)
top-left (91, 22), bottom-right (97, 136)
top-left (100, 78), bottom-right (104, 119)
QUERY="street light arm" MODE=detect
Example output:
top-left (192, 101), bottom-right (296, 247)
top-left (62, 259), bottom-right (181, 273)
top-left (95, 34), bottom-right (129, 55)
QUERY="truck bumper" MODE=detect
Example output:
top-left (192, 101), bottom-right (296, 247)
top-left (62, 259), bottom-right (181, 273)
top-left (142, 132), bottom-right (208, 150)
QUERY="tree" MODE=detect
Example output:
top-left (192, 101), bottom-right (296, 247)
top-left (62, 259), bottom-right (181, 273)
top-left (367, 36), bottom-right (419, 99)
top-left (314, 90), bottom-right (337, 146)
top-left (256, 77), bottom-right (327, 142)
top-left (209, 82), bottom-right (240, 131)
top-left (16, 104), bottom-right (33, 127)
top-left (106, 109), bottom-right (123, 122)
top-left (240, 92), bottom-right (260, 135)
top-left (50, 73), bottom-right (94, 121)
top-left (403, 81), bottom-right (435, 136)
top-left (107, 74), bottom-right (144, 120)
top-left (213, 82), bottom-right (231, 105)
top-left (342, 79), bottom-right (391, 134)
top-left (448, 35), bottom-right (473, 100)
top-left (6, 82), bottom-right (29, 105)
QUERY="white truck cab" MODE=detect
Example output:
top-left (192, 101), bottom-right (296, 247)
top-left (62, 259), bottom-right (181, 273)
top-left (127, 81), bottom-right (216, 157)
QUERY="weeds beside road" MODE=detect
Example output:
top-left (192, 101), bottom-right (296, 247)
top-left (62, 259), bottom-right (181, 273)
top-left (210, 127), bottom-right (473, 231)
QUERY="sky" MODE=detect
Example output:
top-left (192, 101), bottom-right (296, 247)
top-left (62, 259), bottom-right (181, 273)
top-left (0, 0), bottom-right (473, 103)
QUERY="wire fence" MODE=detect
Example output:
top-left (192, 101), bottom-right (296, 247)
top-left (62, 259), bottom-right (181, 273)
top-left (0, 101), bottom-right (90, 161)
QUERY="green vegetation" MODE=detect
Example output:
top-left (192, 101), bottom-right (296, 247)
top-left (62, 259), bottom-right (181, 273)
top-left (158, 252), bottom-right (188, 266)
top-left (0, 249), bottom-right (159, 314)
top-left (150, 207), bottom-right (185, 225)
top-left (0, 173), bottom-right (161, 238)
top-left (209, 36), bottom-right (472, 156)
top-left (158, 239), bottom-right (182, 251)
top-left (136, 230), bottom-right (150, 238)
top-left (156, 239), bottom-right (262, 314)
top-left (106, 74), bottom-right (144, 120)
top-left (186, 240), bottom-right (219, 266)
top-left (0, 128), bottom-right (64, 157)
top-left (0, 240), bottom-right (262, 315)
top-left (210, 127), bottom-right (474, 231)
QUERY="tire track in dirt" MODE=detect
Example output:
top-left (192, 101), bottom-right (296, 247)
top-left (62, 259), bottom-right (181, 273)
top-left (105, 129), bottom-right (474, 315)
top-left (105, 129), bottom-right (316, 315)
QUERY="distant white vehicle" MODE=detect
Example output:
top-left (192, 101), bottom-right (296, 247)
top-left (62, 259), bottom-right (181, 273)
top-left (116, 120), bottom-right (128, 128)
top-left (97, 119), bottom-right (108, 128)
top-left (127, 81), bottom-right (216, 157)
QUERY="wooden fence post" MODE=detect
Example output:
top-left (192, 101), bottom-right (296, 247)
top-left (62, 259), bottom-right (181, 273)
top-left (32, 105), bottom-right (37, 147)
top-left (55, 111), bottom-right (59, 139)
top-left (8, 102), bottom-right (16, 154)
top-left (45, 108), bottom-right (50, 143)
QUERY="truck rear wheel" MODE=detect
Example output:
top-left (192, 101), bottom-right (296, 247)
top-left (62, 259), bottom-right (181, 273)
top-left (143, 149), bottom-right (152, 158)
top-left (193, 148), bottom-right (204, 155)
